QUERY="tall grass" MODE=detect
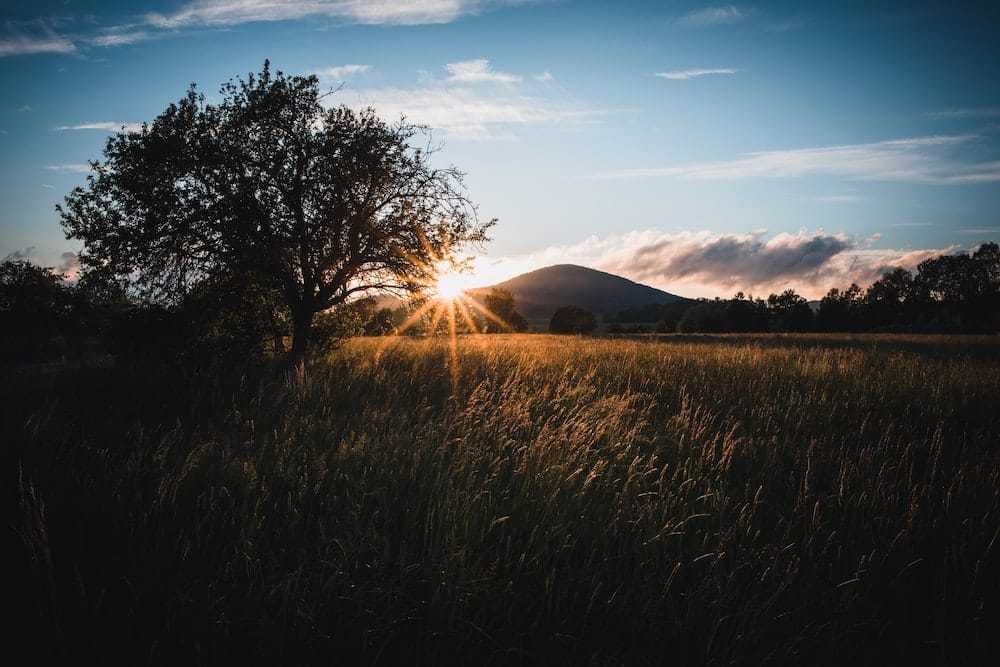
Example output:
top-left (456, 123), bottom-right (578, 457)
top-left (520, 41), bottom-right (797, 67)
top-left (4, 334), bottom-right (999, 665)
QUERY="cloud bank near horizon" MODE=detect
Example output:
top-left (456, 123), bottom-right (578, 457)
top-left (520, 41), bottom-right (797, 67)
top-left (468, 229), bottom-right (963, 299)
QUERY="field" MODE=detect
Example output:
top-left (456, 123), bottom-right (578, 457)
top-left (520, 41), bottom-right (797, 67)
top-left (5, 334), bottom-right (1000, 665)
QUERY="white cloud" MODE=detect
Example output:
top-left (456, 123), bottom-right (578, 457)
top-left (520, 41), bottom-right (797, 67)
top-left (534, 70), bottom-right (554, 83)
top-left (18, 105), bottom-right (33, 112)
top-left (0, 32), bottom-right (76, 57)
top-left (145, 0), bottom-right (522, 28)
top-left (677, 5), bottom-right (749, 27)
top-left (41, 183), bottom-right (55, 189)
top-left (655, 68), bottom-right (738, 80)
top-left (471, 229), bottom-right (957, 298)
top-left (347, 85), bottom-right (600, 140)
top-left (45, 164), bottom-right (91, 174)
top-left (445, 58), bottom-right (521, 84)
top-left (55, 122), bottom-right (143, 133)
top-left (58, 251), bottom-right (81, 278)
top-left (314, 64), bottom-right (371, 80)
top-left (596, 135), bottom-right (1000, 185)
top-left (959, 227), bottom-right (1000, 235)
top-left (4, 246), bottom-right (36, 261)
top-left (92, 31), bottom-right (151, 47)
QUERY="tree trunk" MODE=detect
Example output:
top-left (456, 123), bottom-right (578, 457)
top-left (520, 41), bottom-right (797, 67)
top-left (272, 329), bottom-right (285, 355)
top-left (286, 307), bottom-right (314, 376)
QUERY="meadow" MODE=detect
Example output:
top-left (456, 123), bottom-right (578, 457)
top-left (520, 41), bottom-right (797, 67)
top-left (5, 334), bottom-right (1000, 665)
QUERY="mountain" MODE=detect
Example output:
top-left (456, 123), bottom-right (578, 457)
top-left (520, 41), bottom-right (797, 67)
top-left (469, 264), bottom-right (687, 321)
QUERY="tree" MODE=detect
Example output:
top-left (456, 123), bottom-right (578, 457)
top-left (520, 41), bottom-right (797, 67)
top-left (817, 284), bottom-right (863, 332)
top-left (677, 299), bottom-right (728, 333)
top-left (0, 259), bottom-right (75, 361)
top-left (364, 308), bottom-right (396, 336)
top-left (482, 288), bottom-right (527, 332)
top-left (59, 62), bottom-right (491, 366)
top-left (767, 289), bottom-right (813, 332)
top-left (865, 268), bottom-right (917, 329)
top-left (549, 306), bottom-right (596, 334)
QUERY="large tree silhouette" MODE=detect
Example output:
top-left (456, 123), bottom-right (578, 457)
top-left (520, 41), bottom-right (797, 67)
top-left (59, 62), bottom-right (491, 364)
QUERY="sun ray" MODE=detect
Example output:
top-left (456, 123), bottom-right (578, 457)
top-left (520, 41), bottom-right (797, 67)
top-left (427, 300), bottom-right (447, 334)
top-left (464, 297), bottom-right (513, 333)
top-left (447, 300), bottom-right (459, 390)
top-left (455, 296), bottom-right (480, 334)
top-left (394, 299), bottom-right (435, 336)
top-left (375, 298), bottom-right (437, 360)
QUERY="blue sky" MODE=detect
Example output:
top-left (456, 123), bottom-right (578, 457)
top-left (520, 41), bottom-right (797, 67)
top-left (2, 0), bottom-right (999, 297)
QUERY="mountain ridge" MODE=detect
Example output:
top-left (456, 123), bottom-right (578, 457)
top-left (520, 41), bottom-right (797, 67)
top-left (469, 264), bottom-right (687, 321)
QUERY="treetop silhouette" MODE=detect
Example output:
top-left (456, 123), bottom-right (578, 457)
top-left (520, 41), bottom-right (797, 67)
top-left (58, 61), bottom-right (492, 364)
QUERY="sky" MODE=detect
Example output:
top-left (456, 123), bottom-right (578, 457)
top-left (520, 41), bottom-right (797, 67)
top-left (1, 0), bottom-right (999, 298)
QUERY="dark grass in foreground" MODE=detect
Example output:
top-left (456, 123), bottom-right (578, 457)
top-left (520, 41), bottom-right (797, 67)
top-left (4, 334), bottom-right (1000, 665)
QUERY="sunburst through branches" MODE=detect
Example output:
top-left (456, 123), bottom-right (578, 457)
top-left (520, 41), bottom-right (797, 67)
top-left (375, 257), bottom-right (522, 384)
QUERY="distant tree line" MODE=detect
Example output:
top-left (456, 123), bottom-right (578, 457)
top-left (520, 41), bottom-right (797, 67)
top-left (605, 243), bottom-right (1000, 334)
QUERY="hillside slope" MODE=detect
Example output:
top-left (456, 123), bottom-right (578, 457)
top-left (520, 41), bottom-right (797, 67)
top-left (470, 264), bottom-right (686, 321)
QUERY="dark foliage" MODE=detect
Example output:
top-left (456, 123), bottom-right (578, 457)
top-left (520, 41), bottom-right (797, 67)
top-left (0, 259), bottom-right (77, 362)
top-left (676, 292), bottom-right (772, 334)
top-left (767, 289), bottom-right (814, 332)
top-left (364, 307), bottom-right (397, 336)
top-left (816, 243), bottom-right (1000, 332)
top-left (609, 300), bottom-right (695, 330)
top-left (482, 288), bottom-right (528, 332)
top-left (58, 61), bottom-right (490, 364)
top-left (549, 305), bottom-right (597, 334)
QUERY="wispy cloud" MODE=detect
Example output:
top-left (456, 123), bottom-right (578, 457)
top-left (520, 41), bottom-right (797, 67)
top-left (445, 58), bottom-right (521, 84)
top-left (41, 183), bottom-right (55, 189)
top-left (91, 31), bottom-right (151, 47)
top-left (314, 64), bottom-right (371, 80)
top-left (927, 108), bottom-right (1000, 119)
top-left (17, 105), bottom-right (33, 113)
top-left (677, 5), bottom-right (750, 27)
top-left (890, 222), bottom-right (934, 228)
top-left (959, 227), bottom-right (1000, 235)
top-left (145, 0), bottom-right (525, 28)
top-left (596, 135), bottom-right (1000, 185)
top-left (655, 68), bottom-right (738, 80)
top-left (0, 31), bottom-right (76, 57)
top-left (534, 70), bottom-right (554, 83)
top-left (347, 85), bottom-right (600, 140)
top-left (45, 164), bottom-right (91, 174)
top-left (55, 122), bottom-right (143, 133)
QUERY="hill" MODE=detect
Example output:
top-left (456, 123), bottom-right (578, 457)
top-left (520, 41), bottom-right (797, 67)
top-left (470, 264), bottom-right (686, 321)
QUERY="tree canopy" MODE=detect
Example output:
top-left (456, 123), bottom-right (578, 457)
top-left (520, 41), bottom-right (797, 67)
top-left (59, 62), bottom-right (491, 363)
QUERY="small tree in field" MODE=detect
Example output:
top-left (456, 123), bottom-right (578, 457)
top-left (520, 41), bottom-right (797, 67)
top-left (59, 62), bottom-right (491, 366)
top-left (482, 288), bottom-right (527, 332)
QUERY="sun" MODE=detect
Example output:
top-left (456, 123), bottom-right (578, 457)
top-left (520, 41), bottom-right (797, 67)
top-left (433, 263), bottom-right (474, 301)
